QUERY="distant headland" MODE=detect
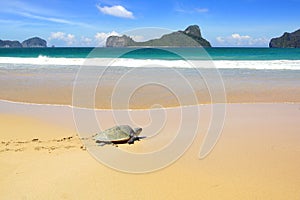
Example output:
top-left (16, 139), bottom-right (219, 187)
top-left (106, 25), bottom-right (212, 47)
top-left (0, 37), bottom-right (47, 48)
top-left (269, 29), bottom-right (300, 48)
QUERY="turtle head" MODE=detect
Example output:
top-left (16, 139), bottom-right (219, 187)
top-left (133, 127), bottom-right (142, 136)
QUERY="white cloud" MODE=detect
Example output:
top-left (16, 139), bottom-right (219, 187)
top-left (49, 32), bottom-right (65, 40)
top-left (216, 33), bottom-right (268, 46)
top-left (66, 34), bottom-right (75, 45)
top-left (231, 33), bottom-right (251, 40)
top-left (0, 0), bottom-right (57, 17)
top-left (195, 8), bottom-right (209, 13)
top-left (174, 4), bottom-right (209, 14)
top-left (96, 4), bottom-right (134, 19)
top-left (0, 1), bottom-right (92, 28)
top-left (94, 31), bottom-right (120, 46)
top-left (81, 36), bottom-right (92, 46)
top-left (48, 32), bottom-right (76, 45)
top-left (18, 11), bottom-right (73, 24)
top-left (48, 31), bottom-right (121, 47)
top-left (216, 36), bottom-right (225, 43)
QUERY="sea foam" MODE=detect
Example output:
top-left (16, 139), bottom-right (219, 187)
top-left (0, 57), bottom-right (300, 70)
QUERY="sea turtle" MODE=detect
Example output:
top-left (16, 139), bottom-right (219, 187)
top-left (93, 125), bottom-right (144, 146)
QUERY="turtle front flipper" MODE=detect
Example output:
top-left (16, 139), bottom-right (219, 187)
top-left (96, 141), bottom-right (112, 146)
top-left (127, 136), bottom-right (146, 144)
top-left (127, 136), bottom-right (136, 144)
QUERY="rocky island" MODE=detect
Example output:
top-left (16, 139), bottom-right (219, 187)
top-left (0, 37), bottom-right (47, 48)
top-left (21, 37), bottom-right (47, 48)
top-left (0, 40), bottom-right (22, 48)
top-left (106, 25), bottom-right (211, 47)
top-left (269, 29), bottom-right (300, 48)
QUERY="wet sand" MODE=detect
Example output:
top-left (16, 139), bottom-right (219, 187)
top-left (1, 67), bottom-right (300, 109)
top-left (0, 101), bottom-right (300, 199)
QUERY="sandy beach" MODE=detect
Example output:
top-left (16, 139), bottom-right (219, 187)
top-left (0, 100), bottom-right (299, 199)
top-left (1, 0), bottom-right (300, 198)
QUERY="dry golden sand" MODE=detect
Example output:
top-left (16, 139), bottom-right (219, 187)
top-left (0, 102), bottom-right (300, 199)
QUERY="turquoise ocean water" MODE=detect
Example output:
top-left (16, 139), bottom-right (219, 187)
top-left (0, 47), bottom-right (299, 71)
top-left (0, 47), bottom-right (300, 60)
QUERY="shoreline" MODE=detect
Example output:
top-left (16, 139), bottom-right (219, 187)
top-left (0, 98), bottom-right (299, 111)
top-left (1, 62), bottom-right (299, 109)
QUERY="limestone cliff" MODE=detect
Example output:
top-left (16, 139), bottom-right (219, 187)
top-left (22, 37), bottom-right (47, 48)
top-left (0, 37), bottom-right (47, 48)
top-left (106, 25), bottom-right (211, 47)
top-left (269, 29), bottom-right (300, 48)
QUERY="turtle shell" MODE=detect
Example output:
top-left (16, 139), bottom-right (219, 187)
top-left (93, 125), bottom-right (134, 143)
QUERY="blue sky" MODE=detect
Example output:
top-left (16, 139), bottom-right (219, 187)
top-left (0, 0), bottom-right (299, 47)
